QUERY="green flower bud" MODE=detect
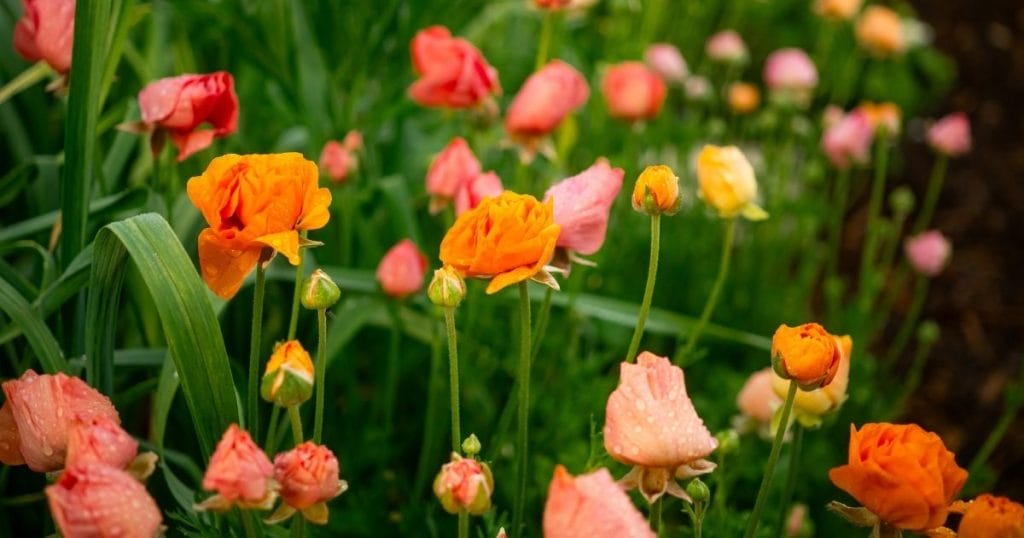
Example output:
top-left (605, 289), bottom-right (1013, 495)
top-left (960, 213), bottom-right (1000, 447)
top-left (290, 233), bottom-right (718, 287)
top-left (715, 429), bottom-right (740, 455)
top-left (686, 478), bottom-right (711, 504)
top-left (260, 340), bottom-right (314, 407)
top-left (916, 320), bottom-right (940, 344)
top-left (428, 266), bottom-right (466, 308)
top-left (301, 269), bottom-right (341, 310)
top-left (433, 453), bottom-right (494, 516)
top-left (462, 434), bottom-right (481, 457)
top-left (889, 186), bottom-right (915, 216)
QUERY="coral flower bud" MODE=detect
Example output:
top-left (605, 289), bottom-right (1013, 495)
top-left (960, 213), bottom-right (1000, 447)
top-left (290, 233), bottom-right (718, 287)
top-left (428, 266), bottom-right (467, 308)
top-left (433, 453), bottom-right (494, 515)
top-left (269, 442), bottom-right (347, 525)
top-left (706, 30), bottom-right (748, 64)
top-left (544, 158), bottom-right (625, 255)
top-left (736, 368), bottom-right (781, 425)
top-left (822, 109), bottom-right (874, 169)
top-left (644, 43), bottom-right (688, 85)
top-left (455, 171), bottom-right (504, 216)
top-left (772, 335), bottom-right (853, 426)
top-left (954, 494), bottom-right (1024, 538)
top-left (543, 466), bottom-right (655, 538)
top-left (728, 82), bottom-right (760, 115)
top-left (261, 341), bottom-right (315, 408)
top-left (771, 323), bottom-right (841, 390)
top-left (319, 131), bottom-right (363, 183)
top-left (426, 138), bottom-right (482, 213)
top-left (856, 6), bottom-right (906, 58)
top-left (196, 424), bottom-right (277, 512)
top-left (602, 62), bottom-right (667, 122)
top-left (302, 269), bottom-right (341, 310)
top-left (376, 239), bottom-right (429, 299)
top-left (13, 0), bottom-right (75, 74)
top-left (505, 60), bottom-right (589, 146)
top-left (138, 72), bottom-right (239, 162)
top-left (928, 113), bottom-right (972, 157)
top-left (815, 0), bottom-right (863, 21)
top-left (696, 145), bottom-right (767, 220)
top-left (632, 165), bottom-right (680, 216)
top-left (904, 231), bottom-right (952, 277)
top-left (65, 415), bottom-right (138, 470)
top-left (409, 26), bottom-right (500, 110)
top-left (46, 463), bottom-right (163, 538)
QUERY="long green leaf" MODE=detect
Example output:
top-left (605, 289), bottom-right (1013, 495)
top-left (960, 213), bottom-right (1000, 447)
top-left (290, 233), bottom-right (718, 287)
top-left (0, 245), bottom-right (93, 347)
top-left (87, 213), bottom-right (238, 459)
top-left (0, 188), bottom-right (148, 244)
top-left (0, 276), bottom-right (68, 374)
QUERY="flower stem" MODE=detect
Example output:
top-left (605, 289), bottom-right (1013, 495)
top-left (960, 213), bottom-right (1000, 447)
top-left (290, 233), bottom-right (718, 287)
top-left (383, 301), bottom-right (404, 437)
top-left (858, 139), bottom-right (890, 300)
top-left (534, 11), bottom-right (553, 71)
top-left (265, 405), bottom-right (281, 454)
top-left (0, 61), bottom-right (51, 106)
top-left (531, 287), bottom-right (554, 359)
top-left (681, 218), bottom-right (736, 362)
top-left (287, 234), bottom-right (307, 340)
top-left (885, 277), bottom-right (929, 363)
top-left (444, 307), bottom-right (462, 453)
top-left (247, 263), bottom-right (267, 441)
top-left (912, 154), bottom-right (949, 234)
top-left (288, 405), bottom-right (304, 445)
top-left (827, 168), bottom-right (852, 281)
top-left (772, 423), bottom-right (804, 538)
top-left (649, 498), bottom-right (663, 536)
top-left (513, 282), bottom-right (532, 538)
top-left (458, 511), bottom-right (469, 538)
top-left (626, 214), bottom-right (661, 363)
top-left (744, 379), bottom-right (797, 538)
top-left (415, 319), bottom-right (446, 498)
top-left (313, 308), bottom-right (327, 444)
top-left (887, 336), bottom-right (937, 419)
top-left (967, 375), bottom-right (1024, 482)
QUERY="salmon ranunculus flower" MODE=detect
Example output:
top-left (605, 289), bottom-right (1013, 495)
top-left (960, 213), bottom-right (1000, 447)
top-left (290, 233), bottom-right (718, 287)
top-left (822, 109), bottom-right (874, 169)
top-left (696, 145), bottom-right (767, 220)
top-left (543, 465), bottom-right (655, 538)
top-left (319, 131), bottom-right (363, 183)
top-left (376, 239), bottom-right (429, 299)
top-left (13, 0), bottom-right (75, 74)
top-left (736, 368), bottom-right (781, 426)
top-left (47, 463), bottom-right (163, 538)
top-left (439, 191), bottom-right (561, 294)
top-left (771, 323), bottom-right (841, 390)
top-left (269, 442), bottom-right (347, 525)
top-left (544, 158), bottom-right (625, 256)
top-left (426, 137), bottom-right (482, 214)
top-left (602, 62), bottom-right (667, 122)
top-left (953, 494), bottom-right (1024, 538)
top-left (196, 424), bottom-right (278, 512)
top-left (772, 335), bottom-right (853, 427)
top-left (856, 6), bottom-right (905, 57)
top-left (186, 152), bottom-right (331, 299)
top-left (138, 72), bottom-right (239, 162)
top-left (454, 171), bottom-right (504, 216)
top-left (433, 453), bottom-right (495, 515)
top-left (408, 25), bottom-right (500, 110)
top-left (632, 164), bottom-right (680, 216)
top-left (706, 30), bottom-right (748, 64)
top-left (0, 370), bottom-right (119, 472)
top-left (65, 415), bottom-right (138, 470)
top-left (928, 112), bottom-right (972, 157)
top-left (505, 60), bottom-right (589, 147)
top-left (604, 352), bottom-right (718, 503)
top-left (829, 422), bottom-right (968, 532)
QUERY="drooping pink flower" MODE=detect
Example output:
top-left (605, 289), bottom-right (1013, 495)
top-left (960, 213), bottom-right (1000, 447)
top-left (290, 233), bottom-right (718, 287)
top-left (270, 442), bottom-right (347, 524)
top-left (927, 113), bottom-right (971, 157)
top-left (602, 62), bottom-right (666, 122)
top-left (65, 415), bottom-right (138, 470)
top-left (319, 131), bottom-right (363, 183)
top-left (13, 0), bottom-right (75, 74)
top-left (426, 138), bottom-right (482, 213)
top-left (195, 424), bottom-right (277, 511)
top-left (822, 109), bottom-right (874, 169)
top-left (46, 463), bottom-right (163, 538)
top-left (905, 231), bottom-right (952, 277)
top-left (433, 453), bottom-right (494, 515)
top-left (505, 60), bottom-right (589, 144)
top-left (604, 352), bottom-right (717, 503)
top-left (763, 48), bottom-right (818, 97)
top-left (542, 465), bottom-right (655, 538)
top-left (376, 239), bottom-right (429, 299)
top-left (736, 368), bottom-right (781, 425)
top-left (0, 370), bottom-right (119, 472)
top-left (138, 72), bottom-right (239, 161)
top-left (454, 171), bottom-right (504, 216)
top-left (706, 30), bottom-right (748, 64)
top-left (408, 26), bottom-right (500, 109)
top-left (644, 43), bottom-right (688, 85)
top-left (543, 158), bottom-right (624, 255)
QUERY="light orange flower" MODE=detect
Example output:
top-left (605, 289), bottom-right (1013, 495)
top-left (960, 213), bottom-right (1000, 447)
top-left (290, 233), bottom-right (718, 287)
top-left (856, 6), bottom-right (906, 57)
top-left (857, 101), bottom-right (902, 137)
top-left (772, 335), bottom-right (852, 425)
top-left (829, 423), bottom-right (968, 532)
top-left (954, 494), bottom-right (1024, 538)
top-left (736, 368), bottom-right (781, 425)
top-left (602, 62), bottom-right (666, 122)
top-left (815, 0), bottom-right (862, 21)
top-left (728, 82), bottom-right (760, 115)
top-left (65, 415), bottom-right (138, 470)
top-left (631, 165), bottom-right (680, 216)
top-left (542, 466), bottom-right (655, 538)
top-left (47, 463), bottom-right (163, 538)
top-left (771, 323), bottom-right (841, 390)
top-left (196, 424), bottom-right (277, 512)
top-left (376, 239), bottom-right (429, 299)
top-left (187, 153), bottom-right (331, 299)
top-left (439, 191), bottom-right (561, 294)
top-left (696, 145), bottom-right (767, 220)
top-left (270, 442), bottom-right (347, 525)
top-left (433, 453), bottom-right (494, 515)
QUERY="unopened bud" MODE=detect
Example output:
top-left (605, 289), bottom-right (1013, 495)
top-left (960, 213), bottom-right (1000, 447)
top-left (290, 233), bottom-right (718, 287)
top-left (261, 341), bottom-right (314, 407)
top-left (301, 269), bottom-right (341, 310)
top-left (889, 186), bottom-right (915, 216)
top-left (433, 453), bottom-right (494, 515)
top-left (428, 266), bottom-right (466, 308)
top-left (714, 429), bottom-right (740, 455)
top-left (631, 165), bottom-right (681, 216)
top-left (462, 434), bottom-right (481, 457)
top-left (916, 320), bottom-right (940, 344)
top-left (686, 478), bottom-right (711, 504)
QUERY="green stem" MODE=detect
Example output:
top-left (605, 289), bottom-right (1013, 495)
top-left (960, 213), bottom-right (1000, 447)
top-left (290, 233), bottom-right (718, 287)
top-left (288, 405), bottom-right (304, 445)
top-left (827, 168), bottom-right (852, 281)
top-left (0, 62), bottom-right (52, 106)
top-left (912, 154), bottom-right (949, 234)
top-left (444, 308), bottom-right (462, 452)
top-left (858, 140), bottom-right (890, 300)
top-left (680, 218), bottom-right (736, 362)
top-left (625, 214), bottom-right (661, 362)
top-left (248, 263), bottom-right (267, 441)
top-left (313, 308), bottom-right (327, 444)
top-left (458, 511), bottom-right (469, 538)
top-left (414, 320), bottom-right (446, 498)
top-left (887, 337), bottom-right (936, 418)
top-left (967, 396), bottom-right (1022, 480)
top-left (513, 282), bottom-right (532, 538)
top-left (383, 301), bottom-right (403, 436)
top-left (534, 11), bottom-right (553, 71)
top-left (773, 423), bottom-right (804, 538)
top-left (885, 277), bottom-right (929, 363)
top-left (290, 517), bottom-right (305, 538)
top-left (264, 405), bottom-right (281, 453)
top-left (649, 498), bottom-right (663, 536)
top-left (531, 287), bottom-right (554, 359)
top-left (287, 234), bottom-right (307, 340)
top-left (744, 380), bottom-right (798, 538)
top-left (240, 509), bottom-right (259, 538)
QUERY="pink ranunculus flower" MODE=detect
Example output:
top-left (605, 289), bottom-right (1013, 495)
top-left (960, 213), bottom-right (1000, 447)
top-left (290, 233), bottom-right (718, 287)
top-left (65, 415), bottom-right (138, 470)
top-left (905, 231), bottom-right (952, 277)
top-left (644, 43), bottom-right (688, 85)
top-left (544, 158), bottom-right (624, 256)
top-left (706, 30), bottom-right (748, 64)
top-left (763, 48), bottom-right (818, 106)
top-left (319, 131), bottom-right (363, 183)
top-left (47, 463), bottom-right (163, 538)
top-left (602, 62), bottom-right (667, 122)
top-left (927, 112), bottom-right (972, 157)
top-left (0, 370), bottom-right (119, 472)
top-left (505, 60), bottom-right (589, 149)
top-left (269, 442), bottom-right (347, 525)
top-left (426, 137), bottom-right (482, 214)
top-left (376, 239), bottom-right (429, 299)
top-left (542, 465), bottom-right (655, 538)
top-left (13, 0), bottom-right (75, 74)
top-left (137, 72), bottom-right (239, 162)
top-left (736, 368), bottom-right (781, 425)
top-left (408, 25), bottom-right (500, 110)
top-left (822, 109), bottom-right (874, 170)
top-left (454, 171), bottom-right (504, 216)
top-left (433, 453), bottom-right (494, 515)
top-left (603, 352), bottom-right (718, 503)
top-left (195, 424), bottom-right (277, 512)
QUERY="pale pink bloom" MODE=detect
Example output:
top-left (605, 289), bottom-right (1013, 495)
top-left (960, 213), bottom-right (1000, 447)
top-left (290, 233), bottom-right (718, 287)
top-left (426, 138), bottom-right (481, 213)
top-left (736, 368), bottom-right (781, 424)
top-left (822, 105), bottom-right (845, 129)
top-left (65, 415), bottom-right (138, 470)
top-left (763, 48), bottom-right (818, 92)
top-left (822, 110), bottom-right (873, 169)
top-left (544, 158), bottom-right (624, 255)
top-left (542, 465), bottom-right (655, 538)
top-left (376, 239), bottom-right (429, 299)
top-left (602, 62), bottom-right (667, 122)
top-left (927, 112), bottom-right (971, 157)
top-left (409, 26), bottom-right (500, 109)
top-left (905, 231), bottom-right (952, 277)
top-left (706, 30), bottom-right (748, 63)
top-left (273, 442), bottom-right (346, 525)
top-left (13, 0), bottom-right (75, 74)
top-left (786, 503), bottom-right (809, 537)
top-left (46, 463), bottom-right (162, 538)
top-left (433, 453), bottom-right (494, 515)
top-left (197, 424), bottom-right (277, 511)
top-left (138, 72), bottom-right (239, 161)
top-left (319, 130), bottom-right (363, 183)
top-left (684, 76), bottom-right (712, 101)
top-left (644, 43), bottom-right (688, 85)
top-left (0, 370), bottom-right (119, 472)
top-left (455, 171), bottom-right (504, 216)
top-left (505, 60), bottom-right (589, 141)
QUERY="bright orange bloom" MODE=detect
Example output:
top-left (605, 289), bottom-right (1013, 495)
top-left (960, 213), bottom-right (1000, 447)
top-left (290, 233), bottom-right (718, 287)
top-left (187, 153), bottom-right (332, 299)
top-left (631, 165), bottom-right (680, 215)
top-left (728, 82), bottom-right (760, 115)
top-left (954, 494), bottom-right (1024, 538)
top-left (771, 323), bottom-right (841, 390)
top-left (856, 6), bottom-right (905, 57)
top-left (772, 334), bottom-right (853, 425)
top-left (829, 423), bottom-right (968, 532)
top-left (439, 191), bottom-right (560, 294)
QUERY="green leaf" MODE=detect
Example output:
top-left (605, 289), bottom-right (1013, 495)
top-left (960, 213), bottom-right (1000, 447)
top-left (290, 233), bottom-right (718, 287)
top-left (0, 188), bottom-right (148, 244)
top-left (0, 245), bottom-right (93, 347)
top-left (87, 212), bottom-right (238, 460)
top-left (0, 275), bottom-right (68, 374)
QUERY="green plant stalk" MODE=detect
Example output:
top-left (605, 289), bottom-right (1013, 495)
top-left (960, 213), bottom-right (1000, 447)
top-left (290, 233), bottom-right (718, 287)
top-left (531, 287), bottom-right (554, 359)
top-left (625, 214), bottom-right (661, 362)
top-left (0, 62), bottom-right (52, 106)
top-left (744, 380), bottom-right (798, 538)
top-left (383, 301), bottom-right (404, 436)
top-left (240, 508), bottom-right (259, 538)
top-left (885, 277), bottom-right (929, 363)
top-left (313, 308), bottom-right (328, 444)
top-left (458, 511), bottom-right (469, 538)
top-left (534, 10), bottom-right (553, 71)
top-left (773, 423), bottom-right (804, 538)
top-left (414, 319), bottom-right (446, 498)
top-left (513, 281), bottom-right (533, 538)
top-left (287, 234), bottom-right (307, 340)
top-left (290, 517), bottom-right (305, 538)
top-left (858, 139), bottom-right (891, 302)
top-left (887, 337), bottom-right (936, 419)
top-left (827, 168), bottom-right (852, 281)
top-left (288, 404), bottom-right (304, 445)
top-left (649, 498), bottom-right (663, 536)
top-left (248, 264), bottom-right (267, 441)
top-left (443, 307), bottom-right (462, 452)
top-left (265, 405), bottom-right (281, 453)
top-left (967, 382), bottom-right (1024, 480)
top-left (681, 218), bottom-right (736, 361)
top-left (912, 154), bottom-right (949, 234)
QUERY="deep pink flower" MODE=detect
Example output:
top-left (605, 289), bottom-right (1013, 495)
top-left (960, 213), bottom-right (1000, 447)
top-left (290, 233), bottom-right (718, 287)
top-left (13, 0), bottom-right (75, 74)
top-left (927, 112), bottom-right (971, 157)
top-left (65, 415), bottom-right (138, 470)
top-left (544, 158), bottom-right (624, 255)
top-left (376, 239), bottom-right (429, 299)
top-left (138, 72), bottom-right (239, 161)
top-left (822, 109), bottom-right (874, 169)
top-left (409, 26), bottom-right (500, 109)
top-left (454, 171), bottom-right (504, 216)
top-left (905, 231), bottom-right (952, 277)
top-left (763, 48), bottom-right (818, 93)
top-left (319, 131), bottom-right (363, 183)
top-left (196, 424), bottom-right (277, 511)
top-left (602, 62), bottom-right (666, 122)
top-left (426, 138), bottom-right (481, 213)
top-left (46, 463), bottom-right (162, 538)
top-left (542, 465), bottom-right (655, 538)
top-left (505, 60), bottom-right (589, 142)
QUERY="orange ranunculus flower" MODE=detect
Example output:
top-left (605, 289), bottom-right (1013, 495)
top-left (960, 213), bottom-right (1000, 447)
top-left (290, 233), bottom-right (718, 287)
top-left (771, 323), bottom-right (841, 390)
top-left (954, 494), bottom-right (1024, 538)
top-left (856, 6), bottom-right (905, 58)
top-left (728, 82), bottom-right (760, 115)
top-left (772, 334), bottom-right (852, 427)
top-left (439, 191), bottom-right (561, 294)
top-left (631, 165), bottom-right (680, 216)
top-left (829, 423), bottom-right (968, 532)
top-left (187, 153), bottom-right (332, 299)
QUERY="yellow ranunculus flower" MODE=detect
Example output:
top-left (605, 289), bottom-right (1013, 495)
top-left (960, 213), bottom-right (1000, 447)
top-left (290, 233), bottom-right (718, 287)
top-left (696, 145), bottom-right (767, 220)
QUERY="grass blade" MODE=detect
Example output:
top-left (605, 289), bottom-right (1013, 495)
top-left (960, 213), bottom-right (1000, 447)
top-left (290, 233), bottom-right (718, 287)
top-left (0, 276), bottom-right (68, 373)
